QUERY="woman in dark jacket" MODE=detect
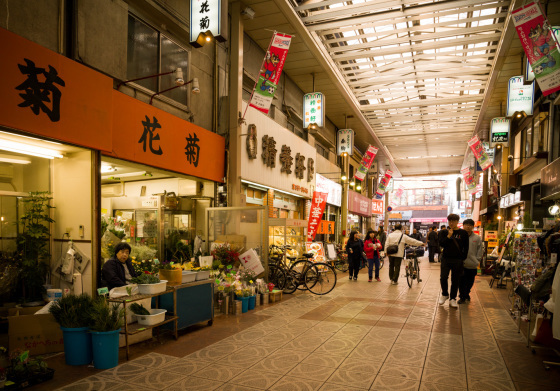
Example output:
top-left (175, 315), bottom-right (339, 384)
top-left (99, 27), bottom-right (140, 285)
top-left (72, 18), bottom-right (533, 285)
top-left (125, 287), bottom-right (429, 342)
top-left (101, 242), bottom-right (138, 290)
top-left (346, 231), bottom-right (364, 281)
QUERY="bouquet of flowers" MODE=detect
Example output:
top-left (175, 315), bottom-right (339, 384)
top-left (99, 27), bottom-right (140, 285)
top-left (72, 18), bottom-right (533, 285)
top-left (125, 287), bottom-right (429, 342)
top-left (211, 243), bottom-right (240, 268)
top-left (131, 258), bottom-right (159, 274)
top-left (236, 268), bottom-right (256, 285)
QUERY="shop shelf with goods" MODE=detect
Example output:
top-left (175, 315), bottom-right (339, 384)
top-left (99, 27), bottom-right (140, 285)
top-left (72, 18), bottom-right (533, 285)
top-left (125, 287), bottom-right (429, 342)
top-left (269, 218), bottom-right (308, 264)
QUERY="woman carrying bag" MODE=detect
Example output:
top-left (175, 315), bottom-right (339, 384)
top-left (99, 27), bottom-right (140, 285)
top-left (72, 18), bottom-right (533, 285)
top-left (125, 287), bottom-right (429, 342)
top-left (364, 230), bottom-right (382, 282)
top-left (346, 231), bottom-right (364, 281)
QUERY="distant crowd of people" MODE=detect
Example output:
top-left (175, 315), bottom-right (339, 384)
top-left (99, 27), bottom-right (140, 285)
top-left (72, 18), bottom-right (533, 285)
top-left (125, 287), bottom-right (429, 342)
top-left (345, 214), bottom-right (483, 308)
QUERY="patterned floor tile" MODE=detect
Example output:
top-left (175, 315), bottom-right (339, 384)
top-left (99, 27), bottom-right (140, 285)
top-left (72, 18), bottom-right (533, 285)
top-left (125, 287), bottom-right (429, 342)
top-left (268, 375), bottom-right (324, 391)
top-left (165, 377), bottom-right (224, 391)
top-left (288, 362), bottom-right (337, 382)
top-left (338, 357), bottom-right (382, 373)
top-left (192, 365), bottom-right (246, 382)
top-left (468, 378), bottom-right (516, 391)
top-left (159, 358), bottom-right (213, 374)
top-left (128, 352), bottom-right (179, 368)
top-left (301, 352), bottom-right (347, 367)
top-left (378, 364), bottom-right (423, 380)
top-left (128, 370), bottom-right (187, 390)
top-left (327, 368), bottom-right (377, 389)
top-left (421, 367), bottom-right (467, 388)
top-left (228, 367), bottom-right (283, 389)
top-left (419, 382), bottom-right (467, 391)
top-left (215, 383), bottom-right (261, 391)
top-left (55, 375), bottom-right (125, 391)
top-left (370, 376), bottom-right (420, 391)
top-left (98, 363), bottom-right (150, 382)
top-left (319, 382), bottom-right (368, 391)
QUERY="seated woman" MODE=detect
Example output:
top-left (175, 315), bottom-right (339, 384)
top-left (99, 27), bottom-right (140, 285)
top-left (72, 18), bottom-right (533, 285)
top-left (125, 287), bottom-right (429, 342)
top-left (102, 242), bottom-right (138, 290)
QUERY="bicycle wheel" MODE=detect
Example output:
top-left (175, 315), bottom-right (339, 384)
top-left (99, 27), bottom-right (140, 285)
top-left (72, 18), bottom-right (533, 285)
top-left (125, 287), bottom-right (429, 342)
top-left (406, 260), bottom-right (413, 287)
top-left (416, 260), bottom-right (421, 284)
top-left (290, 260), bottom-right (313, 291)
top-left (283, 272), bottom-right (298, 294)
top-left (335, 259), bottom-right (349, 272)
top-left (268, 264), bottom-right (286, 290)
top-left (306, 263), bottom-right (337, 295)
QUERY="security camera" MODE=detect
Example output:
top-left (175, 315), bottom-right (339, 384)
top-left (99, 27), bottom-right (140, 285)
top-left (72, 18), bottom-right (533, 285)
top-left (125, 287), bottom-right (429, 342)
top-left (508, 155), bottom-right (513, 161)
top-left (241, 7), bottom-right (256, 19)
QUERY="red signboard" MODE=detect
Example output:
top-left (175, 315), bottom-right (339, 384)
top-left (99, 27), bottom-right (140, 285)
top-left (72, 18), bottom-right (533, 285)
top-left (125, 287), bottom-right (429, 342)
top-left (372, 199), bottom-right (384, 215)
top-left (348, 190), bottom-right (372, 217)
top-left (307, 191), bottom-right (328, 242)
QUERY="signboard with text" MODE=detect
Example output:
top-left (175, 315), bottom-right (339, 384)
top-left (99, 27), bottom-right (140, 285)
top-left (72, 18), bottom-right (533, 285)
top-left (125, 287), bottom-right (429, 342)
top-left (372, 199), bottom-right (384, 215)
top-left (315, 173), bottom-right (342, 207)
top-left (507, 76), bottom-right (535, 117)
top-left (307, 192), bottom-right (328, 242)
top-left (190, 0), bottom-right (227, 46)
top-left (490, 117), bottom-right (510, 146)
top-left (337, 129), bottom-right (354, 156)
top-left (303, 92), bottom-right (325, 129)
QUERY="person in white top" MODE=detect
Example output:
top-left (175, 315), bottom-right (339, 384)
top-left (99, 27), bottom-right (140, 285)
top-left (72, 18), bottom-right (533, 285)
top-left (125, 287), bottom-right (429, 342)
top-left (384, 224), bottom-right (424, 285)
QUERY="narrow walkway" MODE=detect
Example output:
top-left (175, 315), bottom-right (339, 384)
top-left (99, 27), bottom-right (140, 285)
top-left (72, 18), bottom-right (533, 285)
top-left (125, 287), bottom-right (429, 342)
top-left (49, 259), bottom-right (560, 390)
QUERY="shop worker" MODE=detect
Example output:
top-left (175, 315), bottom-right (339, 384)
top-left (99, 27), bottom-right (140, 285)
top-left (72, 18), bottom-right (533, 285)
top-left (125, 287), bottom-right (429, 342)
top-left (102, 242), bottom-right (138, 290)
top-left (385, 224), bottom-right (424, 285)
top-left (458, 219), bottom-right (483, 304)
top-left (438, 214), bottom-right (469, 308)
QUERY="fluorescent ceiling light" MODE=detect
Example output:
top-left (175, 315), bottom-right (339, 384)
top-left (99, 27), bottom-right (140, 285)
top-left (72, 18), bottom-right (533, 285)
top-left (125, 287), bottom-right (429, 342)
top-left (0, 140), bottom-right (63, 159)
top-left (0, 154), bottom-right (31, 164)
top-left (101, 171), bottom-right (147, 180)
top-left (101, 165), bottom-right (116, 173)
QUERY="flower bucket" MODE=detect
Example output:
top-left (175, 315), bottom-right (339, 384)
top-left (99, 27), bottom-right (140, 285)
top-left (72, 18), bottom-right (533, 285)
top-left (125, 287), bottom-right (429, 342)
top-left (234, 300), bottom-right (242, 315)
top-left (159, 269), bottom-right (182, 285)
top-left (60, 326), bottom-right (92, 366)
top-left (91, 329), bottom-right (121, 369)
top-left (248, 295), bottom-right (256, 310)
top-left (261, 293), bottom-right (269, 304)
top-left (237, 296), bottom-right (249, 313)
top-left (221, 296), bottom-right (230, 315)
top-left (255, 293), bottom-right (261, 307)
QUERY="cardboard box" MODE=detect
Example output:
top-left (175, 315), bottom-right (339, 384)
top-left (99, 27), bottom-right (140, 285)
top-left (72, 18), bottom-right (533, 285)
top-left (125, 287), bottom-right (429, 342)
top-left (8, 311), bottom-right (64, 356)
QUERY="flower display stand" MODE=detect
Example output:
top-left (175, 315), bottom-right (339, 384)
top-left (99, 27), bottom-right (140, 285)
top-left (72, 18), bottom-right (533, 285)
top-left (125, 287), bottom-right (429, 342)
top-left (159, 279), bottom-right (214, 330)
top-left (270, 290), bottom-right (282, 303)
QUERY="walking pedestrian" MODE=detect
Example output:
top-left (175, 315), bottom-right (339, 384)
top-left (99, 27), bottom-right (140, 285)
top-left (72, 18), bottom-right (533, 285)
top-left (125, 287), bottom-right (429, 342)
top-left (438, 214), bottom-right (469, 308)
top-left (385, 224), bottom-right (424, 285)
top-left (377, 226), bottom-right (387, 251)
top-left (364, 230), bottom-right (382, 282)
top-left (427, 226), bottom-right (439, 263)
top-left (459, 219), bottom-right (483, 304)
top-left (346, 231), bottom-right (364, 281)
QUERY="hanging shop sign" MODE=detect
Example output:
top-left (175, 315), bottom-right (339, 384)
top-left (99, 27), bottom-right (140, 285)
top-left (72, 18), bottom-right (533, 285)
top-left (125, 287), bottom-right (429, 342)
top-left (374, 170), bottom-right (393, 199)
top-left (512, 3), bottom-right (560, 96)
top-left (110, 91), bottom-right (225, 182)
top-left (461, 167), bottom-right (477, 193)
top-left (490, 117), bottom-right (510, 146)
top-left (0, 27), bottom-right (113, 152)
top-left (337, 129), bottom-right (354, 156)
top-left (317, 221), bottom-right (335, 235)
top-left (315, 173), bottom-right (342, 207)
top-left (468, 136), bottom-right (492, 171)
top-left (506, 76), bottom-right (535, 117)
top-left (541, 157), bottom-right (560, 199)
top-left (354, 145), bottom-right (379, 182)
top-left (249, 32), bottom-right (292, 114)
top-left (525, 57), bottom-right (536, 82)
top-left (372, 199), bottom-right (384, 215)
top-left (303, 92), bottom-right (325, 129)
top-left (348, 190), bottom-right (372, 217)
top-left (483, 142), bottom-right (494, 164)
top-left (190, 0), bottom-right (227, 47)
top-left (307, 191), bottom-right (328, 242)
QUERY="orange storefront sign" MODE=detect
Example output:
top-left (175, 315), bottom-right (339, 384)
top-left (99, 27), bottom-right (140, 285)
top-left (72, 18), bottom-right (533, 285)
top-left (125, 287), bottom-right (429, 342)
top-left (0, 27), bottom-right (113, 151)
top-left (109, 91), bottom-right (225, 182)
top-left (372, 199), bottom-right (384, 215)
top-left (317, 221), bottom-right (335, 235)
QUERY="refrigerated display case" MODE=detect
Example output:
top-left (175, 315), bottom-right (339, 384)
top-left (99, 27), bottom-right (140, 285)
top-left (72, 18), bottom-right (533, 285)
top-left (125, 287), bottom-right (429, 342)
top-left (268, 218), bottom-right (307, 259)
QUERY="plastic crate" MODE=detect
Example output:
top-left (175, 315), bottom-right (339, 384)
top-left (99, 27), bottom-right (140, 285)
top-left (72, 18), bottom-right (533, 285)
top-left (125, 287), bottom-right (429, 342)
top-left (134, 309), bottom-right (167, 326)
top-left (137, 280), bottom-right (167, 295)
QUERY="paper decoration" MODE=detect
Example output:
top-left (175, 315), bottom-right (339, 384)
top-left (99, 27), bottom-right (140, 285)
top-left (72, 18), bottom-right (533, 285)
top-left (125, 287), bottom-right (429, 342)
top-left (374, 170), bottom-right (393, 199)
top-left (238, 248), bottom-right (265, 276)
top-left (468, 136), bottom-right (492, 171)
top-left (354, 145), bottom-right (379, 181)
top-left (249, 32), bottom-right (292, 114)
top-left (307, 192), bottom-right (328, 242)
top-left (512, 2), bottom-right (560, 96)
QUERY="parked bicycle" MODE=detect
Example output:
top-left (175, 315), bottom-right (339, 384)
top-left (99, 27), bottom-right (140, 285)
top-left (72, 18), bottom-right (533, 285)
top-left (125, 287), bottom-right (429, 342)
top-left (404, 245), bottom-right (422, 287)
top-left (287, 254), bottom-right (337, 295)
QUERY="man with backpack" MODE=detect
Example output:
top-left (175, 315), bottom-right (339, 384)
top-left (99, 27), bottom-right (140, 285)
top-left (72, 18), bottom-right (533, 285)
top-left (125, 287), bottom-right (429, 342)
top-left (438, 214), bottom-right (469, 308)
top-left (385, 224), bottom-right (424, 285)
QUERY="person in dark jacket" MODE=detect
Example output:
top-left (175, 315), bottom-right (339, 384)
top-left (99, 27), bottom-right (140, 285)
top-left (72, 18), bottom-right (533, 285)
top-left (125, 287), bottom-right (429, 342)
top-left (346, 231), bottom-right (364, 281)
top-left (427, 226), bottom-right (439, 263)
top-left (377, 226), bottom-right (387, 251)
top-left (438, 214), bottom-right (469, 308)
top-left (102, 242), bottom-right (138, 290)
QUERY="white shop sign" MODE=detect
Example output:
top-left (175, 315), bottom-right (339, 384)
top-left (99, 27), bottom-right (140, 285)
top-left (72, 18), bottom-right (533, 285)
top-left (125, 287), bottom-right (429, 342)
top-left (315, 173), bottom-right (342, 207)
top-left (337, 129), bottom-right (354, 156)
top-left (507, 76), bottom-right (534, 117)
top-left (238, 248), bottom-right (264, 276)
top-left (190, 0), bottom-right (227, 46)
top-left (303, 92), bottom-right (325, 129)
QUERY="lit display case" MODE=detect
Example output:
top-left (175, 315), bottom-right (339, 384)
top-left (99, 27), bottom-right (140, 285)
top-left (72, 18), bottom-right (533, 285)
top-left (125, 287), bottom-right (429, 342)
top-left (268, 218), bottom-right (307, 259)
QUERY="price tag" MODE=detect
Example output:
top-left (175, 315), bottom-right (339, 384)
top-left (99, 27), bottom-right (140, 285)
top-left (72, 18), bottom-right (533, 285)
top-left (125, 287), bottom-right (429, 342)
top-left (137, 327), bottom-right (146, 331)
top-left (97, 287), bottom-right (109, 295)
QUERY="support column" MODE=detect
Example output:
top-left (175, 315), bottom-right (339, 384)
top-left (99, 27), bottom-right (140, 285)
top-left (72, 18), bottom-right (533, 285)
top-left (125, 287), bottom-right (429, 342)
top-left (384, 191), bottom-right (389, 230)
top-left (228, 2), bottom-right (243, 207)
top-left (340, 155), bottom-right (349, 242)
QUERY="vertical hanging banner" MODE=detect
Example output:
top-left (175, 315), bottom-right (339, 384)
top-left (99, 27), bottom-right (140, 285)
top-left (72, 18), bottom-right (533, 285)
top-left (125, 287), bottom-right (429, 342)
top-left (354, 145), bottom-right (379, 181)
top-left (337, 129), bottom-right (354, 156)
top-left (461, 167), bottom-right (477, 193)
top-left (374, 170), bottom-right (393, 199)
top-left (249, 32), bottom-right (292, 114)
top-left (307, 192), bottom-right (328, 242)
top-left (390, 185), bottom-right (404, 207)
top-left (468, 136), bottom-right (493, 171)
top-left (512, 2), bottom-right (560, 96)
top-left (303, 92), bottom-right (325, 129)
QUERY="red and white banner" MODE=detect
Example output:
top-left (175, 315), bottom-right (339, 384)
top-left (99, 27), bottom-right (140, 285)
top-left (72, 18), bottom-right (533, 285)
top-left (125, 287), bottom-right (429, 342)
top-left (307, 192), bottom-right (328, 242)
top-left (249, 32), bottom-right (292, 114)
top-left (354, 145), bottom-right (379, 181)
top-left (372, 199), bottom-right (384, 215)
top-left (468, 136), bottom-right (492, 171)
top-left (374, 170), bottom-right (393, 199)
top-left (461, 167), bottom-right (477, 193)
top-left (512, 2), bottom-right (560, 96)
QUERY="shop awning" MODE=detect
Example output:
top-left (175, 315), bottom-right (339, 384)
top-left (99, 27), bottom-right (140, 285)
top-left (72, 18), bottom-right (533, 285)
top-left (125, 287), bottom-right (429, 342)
top-left (409, 210), bottom-right (448, 223)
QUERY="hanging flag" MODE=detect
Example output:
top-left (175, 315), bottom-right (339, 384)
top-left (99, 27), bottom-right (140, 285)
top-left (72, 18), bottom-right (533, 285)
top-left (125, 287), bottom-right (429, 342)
top-left (512, 2), bottom-right (560, 96)
top-left (307, 192), bottom-right (328, 242)
top-left (468, 136), bottom-right (492, 171)
top-left (248, 32), bottom-right (292, 114)
top-left (374, 170), bottom-right (393, 199)
top-left (354, 145), bottom-right (379, 181)
top-left (461, 167), bottom-right (477, 193)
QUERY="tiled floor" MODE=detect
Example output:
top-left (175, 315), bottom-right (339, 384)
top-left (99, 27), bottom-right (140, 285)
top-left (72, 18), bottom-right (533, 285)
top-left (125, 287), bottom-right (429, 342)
top-left (41, 258), bottom-right (560, 390)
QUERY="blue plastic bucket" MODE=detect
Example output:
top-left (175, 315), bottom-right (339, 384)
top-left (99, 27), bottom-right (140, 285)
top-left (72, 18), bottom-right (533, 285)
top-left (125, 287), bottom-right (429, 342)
top-left (91, 329), bottom-right (121, 369)
top-left (237, 296), bottom-right (249, 313)
top-left (248, 295), bottom-right (256, 310)
top-left (60, 327), bottom-right (92, 366)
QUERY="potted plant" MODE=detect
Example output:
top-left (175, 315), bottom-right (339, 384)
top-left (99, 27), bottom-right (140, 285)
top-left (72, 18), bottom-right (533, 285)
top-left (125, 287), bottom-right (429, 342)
top-left (158, 261), bottom-right (182, 285)
top-left (89, 297), bottom-right (123, 369)
top-left (130, 273), bottom-right (167, 294)
top-left (16, 192), bottom-right (55, 304)
top-left (48, 294), bottom-right (94, 365)
top-left (7, 349), bottom-right (54, 388)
